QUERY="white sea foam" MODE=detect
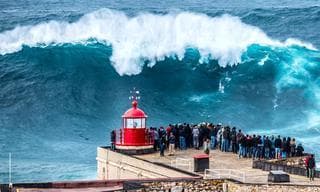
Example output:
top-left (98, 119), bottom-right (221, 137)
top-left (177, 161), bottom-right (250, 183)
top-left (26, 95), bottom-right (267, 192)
top-left (0, 9), bottom-right (316, 75)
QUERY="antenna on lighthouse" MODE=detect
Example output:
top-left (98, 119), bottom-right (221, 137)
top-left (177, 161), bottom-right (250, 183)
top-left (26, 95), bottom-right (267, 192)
top-left (129, 87), bottom-right (140, 101)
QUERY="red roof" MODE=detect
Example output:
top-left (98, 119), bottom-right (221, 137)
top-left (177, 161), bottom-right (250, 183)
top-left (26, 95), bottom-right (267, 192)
top-left (122, 101), bottom-right (147, 118)
top-left (193, 154), bottom-right (209, 159)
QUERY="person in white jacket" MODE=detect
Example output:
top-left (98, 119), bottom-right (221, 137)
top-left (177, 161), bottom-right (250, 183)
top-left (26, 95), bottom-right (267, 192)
top-left (192, 126), bottom-right (200, 149)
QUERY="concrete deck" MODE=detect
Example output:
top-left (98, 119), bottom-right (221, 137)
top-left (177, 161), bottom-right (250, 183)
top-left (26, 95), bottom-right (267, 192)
top-left (135, 148), bottom-right (320, 186)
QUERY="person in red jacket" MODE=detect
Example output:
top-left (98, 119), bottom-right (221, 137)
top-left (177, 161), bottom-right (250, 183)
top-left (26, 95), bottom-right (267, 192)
top-left (305, 155), bottom-right (311, 178)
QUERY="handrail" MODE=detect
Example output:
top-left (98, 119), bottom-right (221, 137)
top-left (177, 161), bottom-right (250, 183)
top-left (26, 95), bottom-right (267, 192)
top-left (204, 169), bottom-right (246, 183)
top-left (171, 158), bottom-right (192, 172)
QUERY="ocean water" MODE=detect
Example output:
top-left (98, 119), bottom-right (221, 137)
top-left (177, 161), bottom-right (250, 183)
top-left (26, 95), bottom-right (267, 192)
top-left (0, 0), bottom-right (320, 183)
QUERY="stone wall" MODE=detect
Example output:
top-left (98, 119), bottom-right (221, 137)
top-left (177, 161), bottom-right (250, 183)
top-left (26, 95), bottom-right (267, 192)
top-left (252, 160), bottom-right (320, 178)
top-left (227, 182), bottom-right (320, 192)
top-left (122, 180), bottom-right (320, 192)
top-left (96, 147), bottom-right (194, 180)
top-left (124, 180), bottom-right (224, 192)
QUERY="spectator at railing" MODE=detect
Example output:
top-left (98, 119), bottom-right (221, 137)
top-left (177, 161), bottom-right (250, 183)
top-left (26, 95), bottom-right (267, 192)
top-left (290, 138), bottom-right (296, 157)
top-left (308, 154), bottom-right (316, 181)
top-left (203, 138), bottom-right (210, 155)
top-left (110, 130), bottom-right (116, 150)
top-left (111, 122), bottom-right (307, 163)
top-left (153, 127), bottom-right (159, 151)
top-left (275, 135), bottom-right (282, 159)
top-left (159, 135), bottom-right (166, 157)
top-left (296, 143), bottom-right (304, 156)
top-left (179, 124), bottom-right (186, 150)
top-left (168, 132), bottom-right (176, 156)
top-left (192, 125), bottom-right (200, 149)
top-left (264, 136), bottom-right (271, 159)
top-left (231, 127), bottom-right (237, 153)
top-left (281, 137), bottom-right (287, 159)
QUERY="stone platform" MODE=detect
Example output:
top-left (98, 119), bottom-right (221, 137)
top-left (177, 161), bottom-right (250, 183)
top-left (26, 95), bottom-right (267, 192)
top-left (135, 148), bottom-right (320, 185)
top-left (7, 148), bottom-right (320, 192)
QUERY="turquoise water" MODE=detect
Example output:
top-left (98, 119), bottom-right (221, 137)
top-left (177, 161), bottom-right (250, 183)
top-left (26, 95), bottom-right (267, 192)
top-left (0, 0), bottom-right (320, 183)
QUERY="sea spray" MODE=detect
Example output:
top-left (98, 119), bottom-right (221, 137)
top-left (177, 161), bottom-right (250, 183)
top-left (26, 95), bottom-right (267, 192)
top-left (0, 9), bottom-right (316, 75)
top-left (1, 8), bottom-right (320, 182)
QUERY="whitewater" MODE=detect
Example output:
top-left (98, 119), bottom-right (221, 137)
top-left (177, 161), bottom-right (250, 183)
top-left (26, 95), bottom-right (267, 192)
top-left (0, 9), bottom-right (316, 75)
top-left (0, 2), bottom-right (320, 183)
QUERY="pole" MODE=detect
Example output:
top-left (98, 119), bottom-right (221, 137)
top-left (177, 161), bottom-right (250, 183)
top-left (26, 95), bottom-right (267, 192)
top-left (9, 153), bottom-right (12, 189)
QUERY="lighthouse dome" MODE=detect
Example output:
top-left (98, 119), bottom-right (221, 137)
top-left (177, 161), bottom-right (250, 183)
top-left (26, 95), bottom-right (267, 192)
top-left (122, 100), bottom-right (147, 118)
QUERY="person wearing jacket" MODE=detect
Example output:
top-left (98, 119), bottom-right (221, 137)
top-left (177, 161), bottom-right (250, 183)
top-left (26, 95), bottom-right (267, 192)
top-left (296, 143), bottom-right (304, 156)
top-left (290, 138), bottom-right (296, 157)
top-left (159, 135), bottom-right (166, 156)
top-left (192, 126), bottom-right (200, 149)
top-left (274, 135), bottom-right (282, 159)
top-left (231, 127), bottom-right (237, 153)
top-left (209, 125), bottom-right (217, 149)
top-left (264, 136), bottom-right (271, 159)
top-left (168, 132), bottom-right (176, 156)
top-left (110, 130), bottom-right (116, 151)
top-left (307, 154), bottom-right (316, 181)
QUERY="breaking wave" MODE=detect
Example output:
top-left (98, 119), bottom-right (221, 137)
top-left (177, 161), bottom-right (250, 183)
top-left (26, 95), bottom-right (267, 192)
top-left (1, 8), bottom-right (320, 182)
top-left (0, 8), bottom-right (316, 75)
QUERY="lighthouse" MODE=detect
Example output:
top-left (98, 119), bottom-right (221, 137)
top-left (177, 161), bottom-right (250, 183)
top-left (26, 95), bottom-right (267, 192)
top-left (114, 89), bottom-right (154, 154)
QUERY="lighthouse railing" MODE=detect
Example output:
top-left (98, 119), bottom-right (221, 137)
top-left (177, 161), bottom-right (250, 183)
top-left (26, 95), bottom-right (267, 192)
top-left (115, 129), bottom-right (124, 145)
top-left (115, 128), bottom-right (154, 146)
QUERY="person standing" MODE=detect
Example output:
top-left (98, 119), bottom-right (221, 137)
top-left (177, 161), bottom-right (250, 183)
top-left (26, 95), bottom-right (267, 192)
top-left (256, 136), bottom-right (263, 160)
top-left (238, 134), bottom-right (246, 159)
top-left (270, 135), bottom-right (275, 159)
top-left (159, 135), bottom-right (166, 156)
top-left (286, 137), bottom-right (291, 157)
top-left (185, 124), bottom-right (192, 148)
top-left (110, 130), bottom-right (116, 151)
top-left (247, 135), bottom-right (253, 158)
top-left (179, 124), bottom-right (186, 150)
top-left (308, 154), bottom-right (316, 181)
top-left (209, 125), bottom-right (217, 149)
top-left (217, 126), bottom-right (222, 150)
top-left (305, 155), bottom-right (311, 178)
top-left (264, 136), bottom-right (271, 159)
top-left (281, 137), bottom-right (287, 159)
top-left (274, 135), bottom-right (282, 159)
top-left (203, 138), bottom-right (210, 155)
top-left (192, 126), bottom-right (200, 149)
top-left (222, 127), bottom-right (228, 152)
top-left (168, 132), bottom-right (176, 156)
top-left (296, 143), bottom-right (304, 156)
top-left (231, 127), bottom-right (237, 153)
top-left (252, 135), bottom-right (258, 159)
top-left (290, 138), bottom-right (296, 157)
top-left (153, 128), bottom-right (159, 151)
top-left (236, 129), bottom-right (244, 154)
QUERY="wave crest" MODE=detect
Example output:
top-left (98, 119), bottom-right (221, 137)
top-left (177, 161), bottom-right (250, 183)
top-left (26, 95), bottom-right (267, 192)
top-left (0, 8), bottom-right (316, 75)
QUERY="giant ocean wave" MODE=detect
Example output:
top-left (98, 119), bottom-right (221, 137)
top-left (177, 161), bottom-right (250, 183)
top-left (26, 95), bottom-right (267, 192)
top-left (0, 8), bottom-right (316, 75)
top-left (0, 9), bottom-right (320, 182)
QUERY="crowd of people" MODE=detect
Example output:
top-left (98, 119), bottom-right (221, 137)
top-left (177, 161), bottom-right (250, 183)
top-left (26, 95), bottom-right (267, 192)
top-left (111, 122), bottom-right (316, 181)
top-left (149, 123), bottom-right (305, 160)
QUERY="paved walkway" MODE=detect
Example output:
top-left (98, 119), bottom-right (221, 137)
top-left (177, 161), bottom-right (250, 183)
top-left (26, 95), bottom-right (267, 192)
top-left (135, 148), bottom-right (320, 186)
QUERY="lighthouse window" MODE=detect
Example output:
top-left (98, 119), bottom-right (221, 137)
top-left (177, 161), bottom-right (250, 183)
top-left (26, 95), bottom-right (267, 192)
top-left (126, 118), bottom-right (143, 128)
top-left (141, 118), bottom-right (145, 128)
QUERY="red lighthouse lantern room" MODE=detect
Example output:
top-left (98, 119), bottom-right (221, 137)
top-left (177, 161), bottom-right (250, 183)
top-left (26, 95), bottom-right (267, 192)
top-left (115, 91), bottom-right (154, 154)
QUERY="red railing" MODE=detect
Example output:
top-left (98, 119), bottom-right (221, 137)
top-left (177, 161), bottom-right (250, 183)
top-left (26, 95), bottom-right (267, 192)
top-left (115, 128), bottom-right (154, 146)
